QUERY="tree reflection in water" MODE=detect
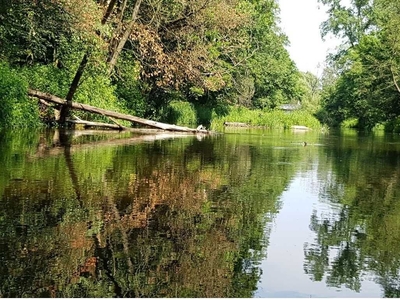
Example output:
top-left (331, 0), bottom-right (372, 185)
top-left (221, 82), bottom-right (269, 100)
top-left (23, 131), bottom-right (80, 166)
top-left (4, 129), bottom-right (400, 297)
top-left (304, 132), bottom-right (400, 298)
top-left (0, 129), bottom-right (296, 297)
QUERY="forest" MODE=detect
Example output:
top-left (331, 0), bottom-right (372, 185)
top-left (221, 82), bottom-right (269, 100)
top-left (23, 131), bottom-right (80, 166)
top-left (1, 0), bottom-right (400, 131)
top-left (0, 0), bottom-right (320, 130)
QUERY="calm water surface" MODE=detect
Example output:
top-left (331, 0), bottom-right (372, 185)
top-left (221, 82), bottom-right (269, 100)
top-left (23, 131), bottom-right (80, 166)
top-left (0, 128), bottom-right (400, 297)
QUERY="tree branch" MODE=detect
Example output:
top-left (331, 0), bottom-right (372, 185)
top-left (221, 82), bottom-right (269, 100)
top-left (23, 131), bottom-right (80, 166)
top-left (390, 65), bottom-right (400, 94)
top-left (107, 0), bottom-right (143, 74)
top-left (162, 0), bottom-right (210, 32)
top-left (101, 0), bottom-right (118, 25)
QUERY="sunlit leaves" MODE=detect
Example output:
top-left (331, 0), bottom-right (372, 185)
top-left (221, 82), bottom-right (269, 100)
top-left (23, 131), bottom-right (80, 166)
top-left (318, 0), bottom-right (375, 47)
top-left (317, 0), bottom-right (400, 129)
top-left (0, 0), bottom-right (103, 65)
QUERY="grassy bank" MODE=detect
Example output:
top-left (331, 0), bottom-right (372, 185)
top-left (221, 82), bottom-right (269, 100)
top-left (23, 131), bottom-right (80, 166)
top-left (0, 63), bottom-right (41, 128)
top-left (162, 102), bottom-right (322, 130)
top-left (209, 106), bottom-right (322, 131)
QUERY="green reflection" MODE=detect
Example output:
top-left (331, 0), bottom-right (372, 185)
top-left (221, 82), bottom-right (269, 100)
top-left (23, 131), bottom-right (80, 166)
top-left (0, 129), bottom-right (309, 297)
top-left (304, 129), bottom-right (400, 297)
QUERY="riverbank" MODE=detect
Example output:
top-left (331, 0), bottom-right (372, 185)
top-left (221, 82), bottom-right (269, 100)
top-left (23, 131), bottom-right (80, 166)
top-left (209, 106), bottom-right (322, 131)
top-left (0, 62), bottom-right (321, 132)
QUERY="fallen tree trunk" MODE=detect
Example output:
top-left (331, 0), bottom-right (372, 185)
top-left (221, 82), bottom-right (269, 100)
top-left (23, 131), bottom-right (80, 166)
top-left (67, 119), bottom-right (125, 130)
top-left (29, 89), bottom-right (209, 133)
top-left (67, 119), bottom-right (192, 134)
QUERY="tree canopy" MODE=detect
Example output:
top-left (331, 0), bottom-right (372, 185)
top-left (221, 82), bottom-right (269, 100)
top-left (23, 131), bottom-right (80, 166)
top-left (0, 0), bottom-right (306, 126)
top-left (317, 0), bottom-right (400, 131)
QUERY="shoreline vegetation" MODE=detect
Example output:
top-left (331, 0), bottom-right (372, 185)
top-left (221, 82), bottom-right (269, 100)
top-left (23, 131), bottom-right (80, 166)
top-left (0, 60), bottom-right (389, 134)
top-left (0, 60), bottom-right (323, 133)
top-left (209, 106), bottom-right (321, 131)
top-left (2, 0), bottom-right (400, 134)
top-left (0, 0), bottom-right (323, 134)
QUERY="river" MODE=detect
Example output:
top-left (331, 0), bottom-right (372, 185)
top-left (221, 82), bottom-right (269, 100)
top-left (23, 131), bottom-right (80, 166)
top-left (0, 128), bottom-right (399, 297)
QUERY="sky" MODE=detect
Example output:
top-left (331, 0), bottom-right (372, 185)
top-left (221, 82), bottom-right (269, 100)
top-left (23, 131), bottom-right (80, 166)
top-left (277, 0), bottom-right (342, 76)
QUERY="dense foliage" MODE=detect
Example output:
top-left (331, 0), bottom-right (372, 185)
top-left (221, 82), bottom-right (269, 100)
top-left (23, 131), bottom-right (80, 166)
top-left (0, 0), bottom-right (308, 127)
top-left (317, 0), bottom-right (400, 131)
top-left (0, 63), bottom-right (40, 127)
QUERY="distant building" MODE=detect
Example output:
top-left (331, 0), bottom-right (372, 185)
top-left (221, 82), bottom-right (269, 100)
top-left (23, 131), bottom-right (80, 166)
top-left (278, 101), bottom-right (301, 112)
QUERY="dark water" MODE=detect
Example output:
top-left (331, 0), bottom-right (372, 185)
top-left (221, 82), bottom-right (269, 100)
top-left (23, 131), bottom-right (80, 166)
top-left (0, 128), bottom-right (400, 297)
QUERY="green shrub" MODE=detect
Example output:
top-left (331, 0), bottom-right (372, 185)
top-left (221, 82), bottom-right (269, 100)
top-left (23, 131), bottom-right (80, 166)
top-left (193, 103), bottom-right (214, 126)
top-left (384, 118), bottom-right (400, 133)
top-left (163, 100), bottom-right (198, 126)
top-left (341, 118), bottom-right (359, 128)
top-left (372, 123), bottom-right (385, 131)
top-left (19, 64), bottom-right (72, 97)
top-left (114, 53), bottom-right (146, 117)
top-left (19, 63), bottom-right (131, 125)
top-left (0, 62), bottom-right (40, 128)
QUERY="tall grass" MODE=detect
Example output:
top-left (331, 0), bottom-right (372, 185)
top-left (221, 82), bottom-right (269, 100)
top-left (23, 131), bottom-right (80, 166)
top-left (159, 102), bottom-right (322, 130)
top-left (210, 106), bottom-right (322, 130)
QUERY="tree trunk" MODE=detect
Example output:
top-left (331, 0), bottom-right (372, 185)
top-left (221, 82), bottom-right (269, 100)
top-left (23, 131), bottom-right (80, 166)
top-left (59, 53), bottom-right (89, 124)
top-left (101, 0), bottom-right (118, 25)
top-left (107, 0), bottom-right (142, 74)
top-left (59, 0), bottom-right (118, 125)
top-left (67, 119), bottom-right (125, 130)
top-left (28, 89), bottom-right (211, 133)
top-left (391, 65), bottom-right (400, 94)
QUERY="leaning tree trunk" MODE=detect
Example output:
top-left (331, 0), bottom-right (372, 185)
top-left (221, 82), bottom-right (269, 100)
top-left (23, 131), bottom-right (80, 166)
top-left (59, 0), bottom-right (118, 125)
top-left (28, 89), bottom-right (211, 133)
top-left (59, 53), bottom-right (89, 124)
top-left (107, 0), bottom-right (142, 74)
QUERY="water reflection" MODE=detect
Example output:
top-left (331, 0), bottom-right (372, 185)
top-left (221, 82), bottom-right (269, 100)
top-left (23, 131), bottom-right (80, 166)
top-left (0, 129), bottom-right (296, 297)
top-left (302, 130), bottom-right (400, 298)
top-left (1, 128), bottom-right (400, 297)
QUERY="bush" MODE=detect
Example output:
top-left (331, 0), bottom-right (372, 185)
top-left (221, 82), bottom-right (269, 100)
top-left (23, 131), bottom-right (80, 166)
top-left (193, 103), bottom-right (214, 127)
top-left (0, 62), bottom-right (40, 128)
top-left (163, 100), bottom-right (198, 126)
top-left (19, 64), bottom-right (72, 97)
top-left (19, 63), bottom-right (131, 125)
top-left (341, 118), bottom-right (359, 129)
top-left (384, 118), bottom-right (400, 133)
top-left (114, 53), bottom-right (146, 117)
